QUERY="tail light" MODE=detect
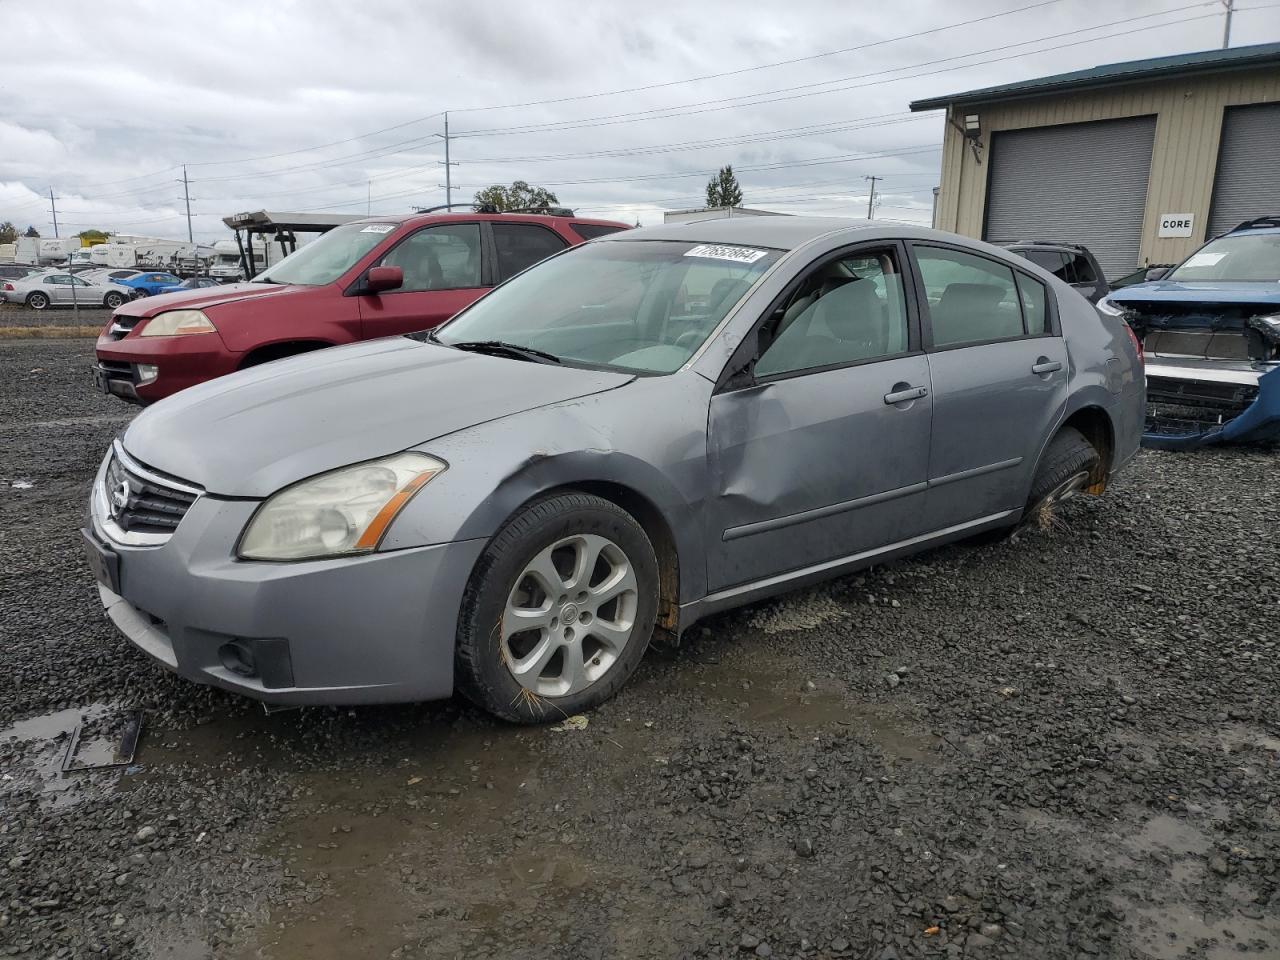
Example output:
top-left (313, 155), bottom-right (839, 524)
top-left (1, 283), bottom-right (12, 291)
top-left (1123, 321), bottom-right (1144, 364)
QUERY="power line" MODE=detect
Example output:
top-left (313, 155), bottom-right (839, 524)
top-left (445, 0), bottom-right (1067, 115)
top-left (451, 2), bottom-right (1217, 137)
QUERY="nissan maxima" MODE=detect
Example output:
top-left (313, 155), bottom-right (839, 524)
top-left (83, 218), bottom-right (1145, 722)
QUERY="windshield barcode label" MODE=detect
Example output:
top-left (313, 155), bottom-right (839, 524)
top-left (684, 244), bottom-right (767, 264)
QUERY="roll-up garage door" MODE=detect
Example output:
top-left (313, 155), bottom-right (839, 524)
top-left (984, 116), bottom-right (1156, 280)
top-left (1207, 102), bottom-right (1280, 237)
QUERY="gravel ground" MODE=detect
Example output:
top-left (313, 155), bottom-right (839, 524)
top-left (2, 337), bottom-right (1278, 960)
top-left (0, 303), bottom-right (110, 329)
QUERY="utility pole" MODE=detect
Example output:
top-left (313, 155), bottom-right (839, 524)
top-left (49, 187), bottom-right (59, 238)
top-left (864, 175), bottom-right (882, 220)
top-left (1221, 0), bottom-right (1234, 48)
top-left (436, 112), bottom-right (459, 207)
top-left (181, 165), bottom-right (194, 243)
top-left (367, 180), bottom-right (372, 215)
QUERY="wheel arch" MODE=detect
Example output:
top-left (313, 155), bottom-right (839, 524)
top-left (535, 479), bottom-right (682, 642)
top-left (238, 339), bottom-right (335, 368)
top-left (1059, 404), bottom-right (1114, 493)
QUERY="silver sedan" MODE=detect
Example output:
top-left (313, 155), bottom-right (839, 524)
top-left (1, 271), bottom-right (132, 310)
top-left (83, 218), bottom-right (1144, 722)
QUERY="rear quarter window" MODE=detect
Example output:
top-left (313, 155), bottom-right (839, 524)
top-left (570, 223), bottom-right (628, 241)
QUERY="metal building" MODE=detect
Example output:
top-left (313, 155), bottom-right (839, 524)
top-left (910, 42), bottom-right (1280, 280)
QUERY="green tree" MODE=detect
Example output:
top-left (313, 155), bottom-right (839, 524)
top-left (77, 229), bottom-right (109, 243)
top-left (23, 225), bottom-right (39, 238)
top-left (473, 180), bottom-right (560, 213)
top-left (705, 165), bottom-right (744, 208)
top-left (0, 222), bottom-right (16, 244)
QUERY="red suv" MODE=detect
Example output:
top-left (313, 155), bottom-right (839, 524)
top-left (93, 211), bottom-right (629, 403)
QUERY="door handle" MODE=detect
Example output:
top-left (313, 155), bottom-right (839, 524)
top-left (883, 385), bottom-right (928, 405)
top-left (1031, 359), bottom-right (1063, 375)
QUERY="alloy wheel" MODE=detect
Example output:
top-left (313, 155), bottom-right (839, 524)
top-left (502, 534), bottom-right (639, 698)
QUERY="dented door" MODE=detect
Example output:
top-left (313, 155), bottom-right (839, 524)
top-left (705, 355), bottom-right (933, 592)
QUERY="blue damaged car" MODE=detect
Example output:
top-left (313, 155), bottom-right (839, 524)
top-left (1098, 216), bottom-right (1280, 448)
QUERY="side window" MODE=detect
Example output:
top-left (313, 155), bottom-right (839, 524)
top-left (45, 276), bottom-right (65, 285)
top-left (1064, 253), bottom-right (1095, 284)
top-left (1024, 250), bottom-right (1069, 280)
top-left (755, 248), bottom-right (909, 378)
top-left (1016, 273), bottom-right (1049, 336)
top-left (380, 223), bottom-right (482, 292)
top-left (915, 246), bottom-right (1024, 348)
top-left (493, 223), bottom-right (569, 281)
top-left (570, 222), bottom-right (627, 241)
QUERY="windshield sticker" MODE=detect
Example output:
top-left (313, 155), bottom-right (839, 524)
top-left (1184, 252), bottom-right (1227, 267)
top-left (360, 224), bottom-right (395, 234)
top-left (684, 244), bottom-right (768, 264)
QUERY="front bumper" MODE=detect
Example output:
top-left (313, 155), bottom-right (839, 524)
top-left (1144, 355), bottom-right (1274, 410)
top-left (87, 456), bottom-right (486, 705)
top-left (95, 327), bottom-right (241, 404)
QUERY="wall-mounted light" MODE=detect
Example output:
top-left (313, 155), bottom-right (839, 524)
top-left (963, 114), bottom-right (981, 137)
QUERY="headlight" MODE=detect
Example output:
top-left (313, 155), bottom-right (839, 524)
top-left (1096, 296), bottom-right (1125, 317)
top-left (238, 453), bottom-right (446, 561)
top-left (140, 310), bottom-right (217, 336)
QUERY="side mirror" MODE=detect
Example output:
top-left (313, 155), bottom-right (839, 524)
top-left (1144, 266), bottom-right (1170, 282)
top-left (366, 265), bottom-right (403, 294)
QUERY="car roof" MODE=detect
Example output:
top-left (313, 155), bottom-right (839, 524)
top-left (599, 216), bottom-right (942, 251)
top-left (345, 211), bottom-right (631, 230)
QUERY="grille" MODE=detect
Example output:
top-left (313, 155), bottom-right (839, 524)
top-left (103, 450), bottom-right (199, 536)
top-left (1146, 376), bottom-right (1259, 412)
top-left (106, 315), bottom-right (140, 341)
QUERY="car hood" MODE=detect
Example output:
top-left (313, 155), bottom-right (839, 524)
top-left (1109, 279), bottom-right (1280, 307)
top-left (112, 281), bottom-right (316, 318)
top-left (122, 337), bottom-right (635, 497)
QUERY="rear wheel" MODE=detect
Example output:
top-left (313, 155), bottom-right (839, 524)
top-left (27, 292), bottom-right (49, 310)
top-left (454, 493), bottom-right (658, 724)
top-left (1023, 426), bottom-right (1099, 529)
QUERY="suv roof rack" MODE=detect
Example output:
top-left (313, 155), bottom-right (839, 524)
top-left (1005, 239), bottom-right (1088, 250)
top-left (410, 203), bottom-right (575, 216)
top-left (1230, 216), bottom-right (1280, 232)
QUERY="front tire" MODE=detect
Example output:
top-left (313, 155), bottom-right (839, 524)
top-left (455, 493), bottom-right (659, 724)
top-left (27, 292), bottom-right (49, 310)
top-left (104, 292), bottom-right (125, 309)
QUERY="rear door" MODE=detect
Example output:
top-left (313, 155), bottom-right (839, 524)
top-left (491, 221), bottom-right (569, 282)
top-left (358, 222), bottom-right (490, 338)
top-left (706, 241), bottom-right (933, 591)
top-left (909, 243), bottom-right (1067, 529)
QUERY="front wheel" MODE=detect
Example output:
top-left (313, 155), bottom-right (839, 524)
top-left (27, 292), bottom-right (49, 310)
top-left (104, 292), bottom-right (125, 309)
top-left (454, 493), bottom-right (659, 724)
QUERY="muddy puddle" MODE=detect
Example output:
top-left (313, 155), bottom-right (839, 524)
top-left (655, 654), bottom-right (939, 761)
top-left (0, 702), bottom-right (131, 807)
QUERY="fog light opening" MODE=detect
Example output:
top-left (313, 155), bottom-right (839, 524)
top-left (219, 641), bottom-right (256, 677)
top-left (136, 364), bottom-right (159, 384)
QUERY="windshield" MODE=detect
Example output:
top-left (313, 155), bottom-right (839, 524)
top-left (432, 240), bottom-right (781, 374)
top-left (254, 222), bottom-right (397, 286)
top-left (1168, 233), bottom-right (1280, 282)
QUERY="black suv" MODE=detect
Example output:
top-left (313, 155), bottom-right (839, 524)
top-left (1002, 241), bottom-right (1109, 304)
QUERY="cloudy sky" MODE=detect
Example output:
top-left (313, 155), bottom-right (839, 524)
top-left (1, 0), bottom-right (1276, 242)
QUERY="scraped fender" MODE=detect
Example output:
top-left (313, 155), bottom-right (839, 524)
top-left (382, 390), bottom-right (713, 604)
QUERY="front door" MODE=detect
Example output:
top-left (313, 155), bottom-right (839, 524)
top-left (910, 243), bottom-right (1068, 529)
top-left (358, 222), bottom-right (490, 338)
top-left (706, 244), bottom-right (933, 592)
